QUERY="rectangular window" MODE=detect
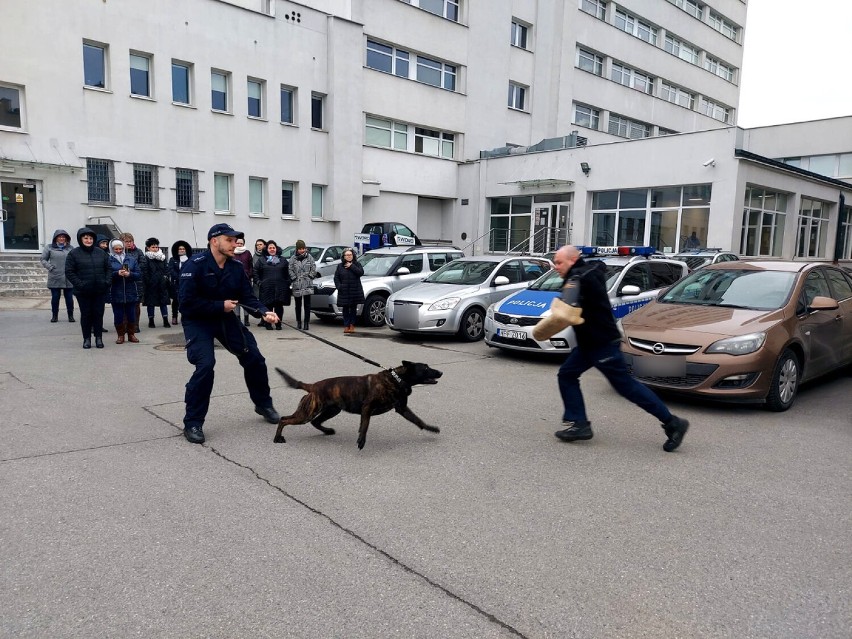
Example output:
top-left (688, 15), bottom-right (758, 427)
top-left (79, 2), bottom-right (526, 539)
top-left (83, 42), bottom-right (107, 89)
top-left (614, 10), bottom-right (657, 45)
top-left (311, 184), bottom-right (324, 220)
top-left (414, 127), bottom-right (454, 159)
top-left (664, 35), bottom-right (699, 65)
top-left (740, 187), bottom-right (787, 257)
top-left (249, 177), bottom-right (265, 216)
top-left (709, 12), bottom-right (739, 41)
top-left (508, 82), bottom-right (526, 110)
top-left (211, 70), bottom-right (229, 112)
top-left (413, 0), bottom-right (459, 22)
top-left (366, 40), bottom-right (410, 78)
top-left (704, 56), bottom-right (735, 82)
top-left (175, 168), bottom-right (199, 211)
top-left (699, 98), bottom-right (731, 123)
top-left (86, 158), bottom-right (114, 204)
top-left (247, 79), bottom-right (264, 118)
top-left (172, 61), bottom-right (192, 105)
top-left (133, 164), bottom-right (158, 208)
top-left (577, 48), bottom-right (603, 76)
top-left (572, 103), bottom-right (600, 130)
top-left (365, 116), bottom-right (408, 150)
top-left (669, 0), bottom-right (702, 20)
top-left (611, 63), bottom-right (653, 94)
top-left (416, 55), bottom-right (456, 91)
top-left (510, 20), bottom-right (528, 49)
top-left (841, 206), bottom-right (852, 259)
top-left (281, 181), bottom-right (295, 217)
top-left (608, 114), bottom-right (650, 139)
top-left (214, 174), bottom-right (231, 213)
top-left (0, 84), bottom-right (23, 129)
top-left (660, 82), bottom-right (695, 109)
top-left (808, 155), bottom-right (837, 176)
top-left (580, 0), bottom-right (606, 20)
top-left (129, 53), bottom-right (151, 97)
top-left (280, 86), bottom-right (295, 124)
top-left (796, 198), bottom-right (830, 258)
top-left (311, 93), bottom-right (324, 129)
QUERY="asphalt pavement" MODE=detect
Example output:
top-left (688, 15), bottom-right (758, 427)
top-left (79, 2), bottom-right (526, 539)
top-left (1, 297), bottom-right (850, 638)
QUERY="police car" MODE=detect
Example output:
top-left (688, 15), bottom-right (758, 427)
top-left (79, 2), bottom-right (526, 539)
top-left (483, 246), bottom-right (689, 354)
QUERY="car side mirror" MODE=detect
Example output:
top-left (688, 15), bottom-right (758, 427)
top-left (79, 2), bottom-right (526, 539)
top-left (324, 256), bottom-right (334, 263)
top-left (493, 275), bottom-right (510, 286)
top-left (620, 284), bottom-right (641, 296)
top-left (395, 266), bottom-right (411, 276)
top-left (808, 295), bottom-right (839, 312)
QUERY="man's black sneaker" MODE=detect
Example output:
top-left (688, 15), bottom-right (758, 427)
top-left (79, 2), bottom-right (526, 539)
top-left (555, 421), bottom-right (593, 442)
top-left (184, 426), bottom-right (205, 444)
top-left (255, 405), bottom-right (281, 424)
top-left (662, 415), bottom-right (689, 452)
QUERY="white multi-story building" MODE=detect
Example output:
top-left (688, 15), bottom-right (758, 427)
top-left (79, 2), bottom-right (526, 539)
top-left (1, 0), bottom-right (849, 264)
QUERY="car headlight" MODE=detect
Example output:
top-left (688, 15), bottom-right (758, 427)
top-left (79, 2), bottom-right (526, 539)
top-left (706, 332), bottom-right (766, 355)
top-left (429, 297), bottom-right (461, 311)
top-left (486, 304), bottom-right (495, 319)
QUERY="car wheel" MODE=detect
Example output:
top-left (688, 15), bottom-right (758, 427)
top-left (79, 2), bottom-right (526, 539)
top-left (458, 307), bottom-right (485, 342)
top-left (362, 294), bottom-right (387, 327)
top-left (765, 349), bottom-right (800, 412)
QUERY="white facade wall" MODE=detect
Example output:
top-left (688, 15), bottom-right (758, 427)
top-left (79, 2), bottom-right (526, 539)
top-left (2, 0), bottom-right (849, 264)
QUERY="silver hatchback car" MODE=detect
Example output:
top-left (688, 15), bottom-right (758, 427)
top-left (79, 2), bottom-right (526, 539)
top-left (385, 256), bottom-right (551, 341)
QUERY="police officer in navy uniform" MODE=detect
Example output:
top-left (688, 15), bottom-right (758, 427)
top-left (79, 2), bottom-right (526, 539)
top-left (179, 223), bottom-right (281, 444)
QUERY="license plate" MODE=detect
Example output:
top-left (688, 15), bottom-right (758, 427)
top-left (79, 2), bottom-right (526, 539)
top-left (499, 329), bottom-right (527, 341)
top-left (634, 355), bottom-right (686, 377)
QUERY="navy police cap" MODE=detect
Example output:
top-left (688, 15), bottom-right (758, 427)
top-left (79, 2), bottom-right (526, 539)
top-left (207, 223), bottom-right (244, 240)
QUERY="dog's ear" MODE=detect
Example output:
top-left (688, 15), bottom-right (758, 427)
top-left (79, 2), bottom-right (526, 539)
top-left (401, 360), bottom-right (413, 367)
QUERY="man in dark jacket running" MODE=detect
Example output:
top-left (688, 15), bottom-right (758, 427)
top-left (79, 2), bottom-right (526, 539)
top-left (552, 246), bottom-right (689, 452)
top-left (178, 223), bottom-right (281, 444)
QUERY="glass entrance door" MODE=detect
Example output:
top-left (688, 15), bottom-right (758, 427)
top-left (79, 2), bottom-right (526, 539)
top-left (1, 181), bottom-right (41, 251)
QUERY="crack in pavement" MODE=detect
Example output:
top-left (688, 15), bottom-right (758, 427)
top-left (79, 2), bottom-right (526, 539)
top-left (207, 443), bottom-right (530, 639)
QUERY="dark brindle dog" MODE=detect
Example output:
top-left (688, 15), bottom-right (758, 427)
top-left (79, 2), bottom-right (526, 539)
top-left (274, 361), bottom-right (442, 449)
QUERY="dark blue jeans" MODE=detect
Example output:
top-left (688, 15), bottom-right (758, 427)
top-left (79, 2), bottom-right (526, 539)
top-left (558, 340), bottom-right (672, 424)
top-left (182, 316), bottom-right (273, 430)
top-left (50, 287), bottom-right (74, 316)
top-left (341, 304), bottom-right (357, 327)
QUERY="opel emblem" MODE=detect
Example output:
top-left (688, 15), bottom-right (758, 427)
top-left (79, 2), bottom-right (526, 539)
top-left (652, 342), bottom-right (665, 354)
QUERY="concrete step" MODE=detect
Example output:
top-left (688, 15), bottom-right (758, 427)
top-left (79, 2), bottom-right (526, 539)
top-left (0, 254), bottom-right (50, 297)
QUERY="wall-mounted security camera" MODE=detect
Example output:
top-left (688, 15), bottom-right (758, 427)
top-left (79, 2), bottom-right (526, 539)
top-left (703, 158), bottom-right (716, 167)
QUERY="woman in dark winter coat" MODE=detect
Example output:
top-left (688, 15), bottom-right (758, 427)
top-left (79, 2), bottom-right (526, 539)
top-left (333, 247), bottom-right (365, 334)
top-left (251, 238), bottom-right (266, 326)
top-left (65, 227), bottom-right (111, 349)
top-left (168, 240), bottom-right (193, 324)
top-left (233, 237), bottom-right (255, 327)
top-left (108, 239), bottom-right (142, 344)
top-left (141, 237), bottom-right (172, 328)
top-left (288, 239), bottom-right (317, 331)
top-left (40, 228), bottom-right (75, 323)
top-left (255, 240), bottom-right (291, 330)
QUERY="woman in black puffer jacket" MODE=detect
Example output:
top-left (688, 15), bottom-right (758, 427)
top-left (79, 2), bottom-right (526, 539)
top-left (141, 237), bottom-right (173, 328)
top-left (255, 240), bottom-right (291, 330)
top-left (65, 227), bottom-right (111, 349)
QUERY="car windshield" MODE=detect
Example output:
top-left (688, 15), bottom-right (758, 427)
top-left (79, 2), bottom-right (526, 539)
top-left (529, 263), bottom-right (623, 291)
top-left (676, 256), bottom-right (710, 270)
top-left (424, 260), bottom-right (496, 285)
top-left (358, 252), bottom-right (401, 276)
top-left (660, 269), bottom-right (796, 310)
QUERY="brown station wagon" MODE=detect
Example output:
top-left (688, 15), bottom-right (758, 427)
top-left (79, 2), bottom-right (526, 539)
top-left (621, 261), bottom-right (852, 411)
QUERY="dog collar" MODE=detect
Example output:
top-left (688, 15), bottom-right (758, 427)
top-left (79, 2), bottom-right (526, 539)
top-left (389, 368), bottom-right (404, 386)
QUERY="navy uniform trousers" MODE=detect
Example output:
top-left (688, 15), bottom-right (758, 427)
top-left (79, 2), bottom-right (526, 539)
top-left (183, 314), bottom-right (273, 430)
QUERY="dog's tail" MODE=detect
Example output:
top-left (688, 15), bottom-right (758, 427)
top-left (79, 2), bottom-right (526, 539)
top-left (276, 367), bottom-right (311, 392)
